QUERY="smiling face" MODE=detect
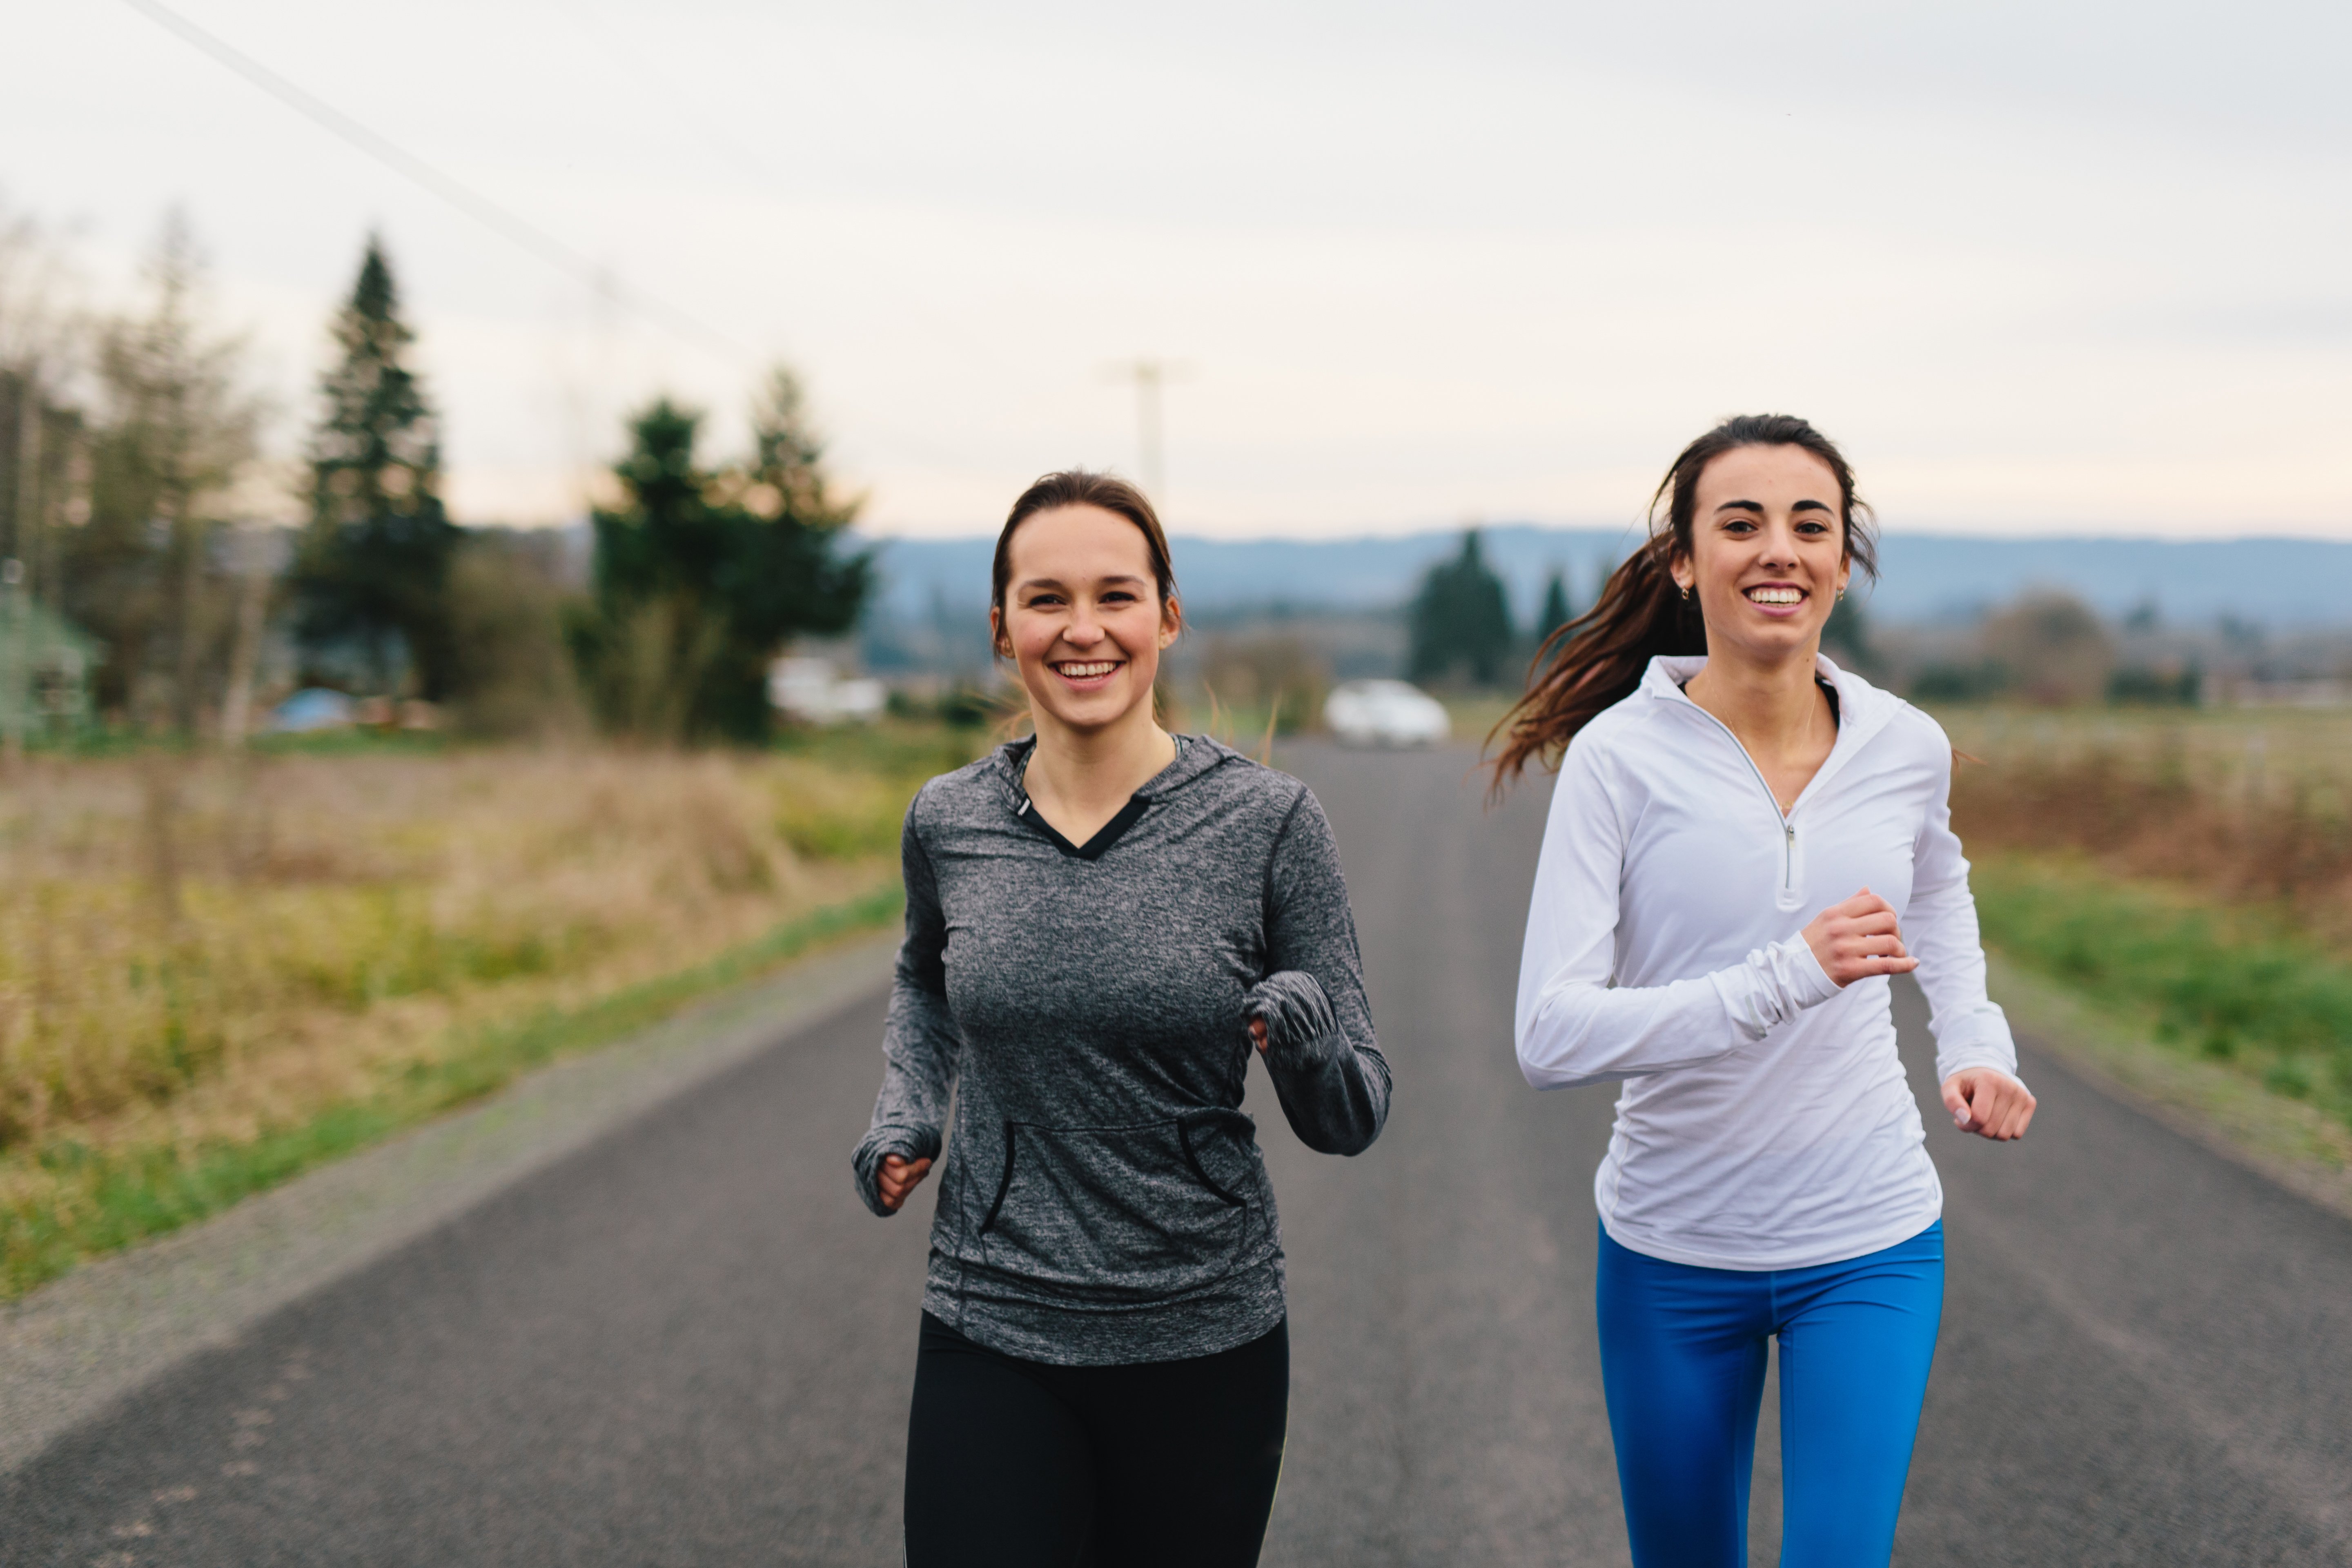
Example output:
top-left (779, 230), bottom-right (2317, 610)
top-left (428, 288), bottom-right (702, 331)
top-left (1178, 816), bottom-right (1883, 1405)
top-left (992, 503), bottom-right (1180, 738)
top-left (1669, 443), bottom-right (1851, 667)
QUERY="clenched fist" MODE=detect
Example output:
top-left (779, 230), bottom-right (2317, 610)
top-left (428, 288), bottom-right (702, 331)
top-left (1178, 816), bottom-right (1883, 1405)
top-left (1802, 888), bottom-right (1920, 987)
top-left (877, 1154), bottom-right (934, 1213)
top-left (1941, 1067), bottom-right (2036, 1141)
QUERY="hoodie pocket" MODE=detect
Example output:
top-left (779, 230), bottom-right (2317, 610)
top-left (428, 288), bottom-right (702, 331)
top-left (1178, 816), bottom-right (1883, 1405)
top-left (976, 1115), bottom-right (1256, 1302)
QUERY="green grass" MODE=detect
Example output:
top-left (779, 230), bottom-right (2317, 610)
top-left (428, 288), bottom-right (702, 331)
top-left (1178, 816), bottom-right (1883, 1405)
top-left (1973, 855), bottom-right (2352, 1133)
top-left (1982, 956), bottom-right (2352, 1206)
top-left (771, 716), bottom-right (989, 777)
top-left (1, 882), bottom-right (903, 1300)
top-left (247, 728), bottom-right (454, 759)
top-left (13, 726), bottom-right (457, 761)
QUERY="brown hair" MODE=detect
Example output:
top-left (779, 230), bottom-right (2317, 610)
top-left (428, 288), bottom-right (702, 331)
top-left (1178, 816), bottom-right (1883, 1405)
top-left (991, 470), bottom-right (1179, 656)
top-left (1488, 414), bottom-right (1877, 788)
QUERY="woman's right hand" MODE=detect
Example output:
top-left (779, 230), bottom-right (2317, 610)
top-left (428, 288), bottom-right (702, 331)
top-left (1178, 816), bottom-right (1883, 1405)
top-left (1802, 888), bottom-right (1920, 987)
top-left (877, 1154), bottom-right (933, 1213)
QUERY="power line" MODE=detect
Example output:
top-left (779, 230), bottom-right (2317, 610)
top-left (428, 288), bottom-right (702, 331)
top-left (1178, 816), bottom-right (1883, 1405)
top-left (550, 0), bottom-right (1065, 459)
top-left (113, 0), bottom-right (752, 370)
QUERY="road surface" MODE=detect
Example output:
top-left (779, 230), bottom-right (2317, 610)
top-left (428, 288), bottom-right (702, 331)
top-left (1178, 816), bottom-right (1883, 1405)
top-left (7, 742), bottom-right (2351, 1565)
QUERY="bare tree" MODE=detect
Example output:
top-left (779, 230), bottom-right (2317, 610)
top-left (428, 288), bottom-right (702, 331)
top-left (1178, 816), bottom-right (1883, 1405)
top-left (0, 197), bottom-right (80, 381)
top-left (76, 212), bottom-right (263, 733)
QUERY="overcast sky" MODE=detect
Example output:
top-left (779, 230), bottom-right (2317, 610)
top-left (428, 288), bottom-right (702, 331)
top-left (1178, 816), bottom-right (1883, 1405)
top-left (9, 0), bottom-right (2350, 538)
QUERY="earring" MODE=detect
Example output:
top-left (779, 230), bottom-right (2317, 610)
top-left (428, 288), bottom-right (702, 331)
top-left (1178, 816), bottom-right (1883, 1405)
top-left (1679, 583), bottom-right (1692, 602)
top-left (1837, 588), bottom-right (1846, 603)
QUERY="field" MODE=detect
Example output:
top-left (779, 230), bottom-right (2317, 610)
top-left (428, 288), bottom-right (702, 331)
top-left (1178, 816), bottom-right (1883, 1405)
top-left (0, 723), bottom-right (979, 1298)
top-left (1937, 704), bottom-right (2352, 1153)
top-left (9, 697), bottom-right (2348, 1298)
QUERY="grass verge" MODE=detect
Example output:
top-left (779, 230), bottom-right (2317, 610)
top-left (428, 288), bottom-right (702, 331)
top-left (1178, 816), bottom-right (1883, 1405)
top-left (1, 883), bottom-right (902, 1301)
top-left (1973, 854), bottom-right (2352, 1215)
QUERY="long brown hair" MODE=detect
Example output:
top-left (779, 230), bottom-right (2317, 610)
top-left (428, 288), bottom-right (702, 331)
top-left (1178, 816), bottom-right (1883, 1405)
top-left (991, 470), bottom-right (1178, 658)
top-left (1487, 414), bottom-right (1877, 789)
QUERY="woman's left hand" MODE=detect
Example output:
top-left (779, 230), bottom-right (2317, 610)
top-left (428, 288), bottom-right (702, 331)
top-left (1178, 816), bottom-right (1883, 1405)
top-left (1248, 1016), bottom-right (1269, 1053)
top-left (1940, 1067), bottom-right (2036, 1141)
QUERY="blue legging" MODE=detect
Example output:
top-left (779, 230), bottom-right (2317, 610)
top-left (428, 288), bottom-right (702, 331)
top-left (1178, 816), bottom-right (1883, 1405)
top-left (1595, 1219), bottom-right (1944, 1568)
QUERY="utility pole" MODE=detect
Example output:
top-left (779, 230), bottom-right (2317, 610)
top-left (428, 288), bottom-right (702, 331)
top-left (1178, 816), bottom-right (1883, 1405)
top-left (1104, 358), bottom-right (1190, 506)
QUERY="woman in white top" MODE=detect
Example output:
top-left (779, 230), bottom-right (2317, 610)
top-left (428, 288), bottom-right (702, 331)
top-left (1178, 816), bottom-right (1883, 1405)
top-left (1494, 414), bottom-right (2036, 1568)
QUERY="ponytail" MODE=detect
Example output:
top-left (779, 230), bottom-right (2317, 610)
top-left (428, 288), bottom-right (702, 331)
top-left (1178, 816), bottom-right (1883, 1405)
top-left (1486, 536), bottom-right (1703, 791)
top-left (1487, 414), bottom-right (1875, 792)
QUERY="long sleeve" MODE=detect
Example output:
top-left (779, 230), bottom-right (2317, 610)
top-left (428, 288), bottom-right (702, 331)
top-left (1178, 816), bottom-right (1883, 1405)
top-left (1904, 746), bottom-right (2021, 1085)
top-left (850, 788), bottom-right (964, 1216)
top-left (1514, 738), bottom-right (1841, 1090)
top-left (1249, 791), bottom-right (1391, 1155)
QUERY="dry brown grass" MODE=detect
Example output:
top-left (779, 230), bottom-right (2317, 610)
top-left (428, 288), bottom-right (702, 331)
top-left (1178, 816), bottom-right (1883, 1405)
top-left (1930, 704), bottom-right (2352, 1145)
top-left (0, 736), bottom-right (951, 1176)
top-left (1941, 705), bottom-right (2352, 947)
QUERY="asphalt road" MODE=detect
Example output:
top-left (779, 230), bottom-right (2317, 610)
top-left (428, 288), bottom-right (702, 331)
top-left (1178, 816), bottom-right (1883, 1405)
top-left (7, 742), bottom-right (2352, 1566)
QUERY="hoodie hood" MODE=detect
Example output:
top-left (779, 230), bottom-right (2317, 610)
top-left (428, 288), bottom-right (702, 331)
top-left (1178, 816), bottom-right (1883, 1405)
top-left (984, 731), bottom-right (1250, 812)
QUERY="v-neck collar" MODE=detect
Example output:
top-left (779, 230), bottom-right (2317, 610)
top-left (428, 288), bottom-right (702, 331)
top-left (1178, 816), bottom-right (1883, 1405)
top-left (1004, 734), bottom-right (1192, 862)
top-left (1015, 791), bottom-right (1152, 861)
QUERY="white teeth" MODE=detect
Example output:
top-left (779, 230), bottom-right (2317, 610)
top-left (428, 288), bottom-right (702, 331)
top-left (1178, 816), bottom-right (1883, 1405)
top-left (1057, 662), bottom-right (1117, 677)
top-left (1746, 586), bottom-right (1804, 605)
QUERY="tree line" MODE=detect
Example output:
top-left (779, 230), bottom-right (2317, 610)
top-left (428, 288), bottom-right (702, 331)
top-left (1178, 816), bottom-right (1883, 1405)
top-left (1404, 529), bottom-right (1606, 688)
top-left (0, 207), bottom-right (868, 749)
top-left (1404, 528), bottom-right (1879, 691)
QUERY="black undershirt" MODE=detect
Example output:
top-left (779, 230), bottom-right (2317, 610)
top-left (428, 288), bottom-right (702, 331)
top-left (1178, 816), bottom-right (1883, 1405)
top-left (1011, 736), bottom-right (1185, 862)
top-left (1016, 792), bottom-right (1151, 861)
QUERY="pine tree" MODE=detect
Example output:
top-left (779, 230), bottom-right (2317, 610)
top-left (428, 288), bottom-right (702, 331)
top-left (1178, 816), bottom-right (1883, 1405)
top-left (1534, 568), bottom-right (1573, 660)
top-left (1407, 528), bottom-right (1516, 687)
top-left (570, 370), bottom-right (871, 742)
top-left (290, 235), bottom-right (460, 697)
top-left (735, 367), bottom-right (870, 641)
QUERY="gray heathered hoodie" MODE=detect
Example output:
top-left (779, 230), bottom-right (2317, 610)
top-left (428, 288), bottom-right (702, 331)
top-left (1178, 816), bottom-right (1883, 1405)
top-left (851, 734), bottom-right (1390, 1366)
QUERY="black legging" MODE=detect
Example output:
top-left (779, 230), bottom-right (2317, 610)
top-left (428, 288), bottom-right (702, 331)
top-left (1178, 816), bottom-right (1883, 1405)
top-left (904, 1312), bottom-right (1289, 1568)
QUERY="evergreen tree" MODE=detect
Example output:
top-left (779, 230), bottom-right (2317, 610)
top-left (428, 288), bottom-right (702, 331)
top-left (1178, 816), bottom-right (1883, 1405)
top-left (290, 236), bottom-right (460, 697)
top-left (1407, 528), bottom-right (1515, 687)
top-left (571, 371), bottom-right (871, 742)
top-left (1534, 568), bottom-right (1574, 660)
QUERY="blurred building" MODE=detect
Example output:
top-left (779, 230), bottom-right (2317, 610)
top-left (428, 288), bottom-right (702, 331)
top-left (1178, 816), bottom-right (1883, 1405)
top-left (768, 655), bottom-right (886, 725)
top-left (0, 589), bottom-right (101, 739)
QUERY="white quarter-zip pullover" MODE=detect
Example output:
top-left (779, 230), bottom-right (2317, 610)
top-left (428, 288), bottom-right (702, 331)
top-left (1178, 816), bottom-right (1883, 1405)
top-left (1515, 654), bottom-right (2019, 1271)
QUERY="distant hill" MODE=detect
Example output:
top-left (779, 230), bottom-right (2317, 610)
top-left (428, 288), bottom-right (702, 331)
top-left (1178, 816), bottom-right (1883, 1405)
top-left (862, 525), bottom-right (2352, 630)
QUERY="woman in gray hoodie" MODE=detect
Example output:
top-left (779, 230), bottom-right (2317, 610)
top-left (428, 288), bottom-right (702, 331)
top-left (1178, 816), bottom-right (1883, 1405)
top-left (852, 469), bottom-right (1391, 1567)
